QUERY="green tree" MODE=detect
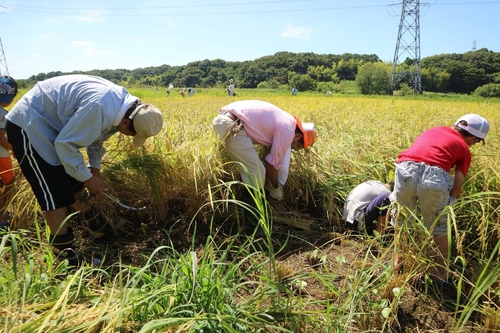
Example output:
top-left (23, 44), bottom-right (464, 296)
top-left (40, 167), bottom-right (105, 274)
top-left (35, 73), bottom-right (47, 82)
top-left (333, 58), bottom-right (360, 80)
top-left (242, 66), bottom-right (266, 88)
top-left (256, 81), bottom-right (269, 89)
top-left (474, 83), bottom-right (500, 98)
top-left (182, 67), bottom-right (204, 87)
top-left (288, 72), bottom-right (316, 91)
top-left (355, 62), bottom-right (390, 95)
top-left (421, 67), bottom-right (450, 92)
top-left (421, 49), bottom-right (498, 93)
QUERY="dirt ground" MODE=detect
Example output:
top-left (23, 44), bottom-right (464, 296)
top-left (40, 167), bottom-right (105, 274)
top-left (66, 193), bottom-right (482, 333)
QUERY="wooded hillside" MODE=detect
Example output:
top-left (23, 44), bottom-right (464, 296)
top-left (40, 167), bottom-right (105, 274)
top-left (21, 48), bottom-right (500, 95)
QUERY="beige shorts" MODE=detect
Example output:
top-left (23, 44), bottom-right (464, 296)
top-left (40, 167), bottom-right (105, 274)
top-left (391, 161), bottom-right (454, 235)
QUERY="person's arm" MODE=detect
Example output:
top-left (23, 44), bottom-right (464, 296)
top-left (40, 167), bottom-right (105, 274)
top-left (264, 161), bottom-right (279, 189)
top-left (87, 130), bottom-right (116, 170)
top-left (54, 104), bottom-right (110, 183)
top-left (83, 167), bottom-right (107, 195)
top-left (265, 127), bottom-right (295, 188)
top-left (450, 169), bottom-right (465, 199)
top-left (0, 129), bottom-right (12, 151)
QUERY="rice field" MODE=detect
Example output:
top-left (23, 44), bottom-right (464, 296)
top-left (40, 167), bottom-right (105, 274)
top-left (1, 87), bottom-right (499, 332)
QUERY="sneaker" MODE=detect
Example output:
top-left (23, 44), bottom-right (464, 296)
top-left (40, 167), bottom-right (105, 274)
top-left (53, 246), bottom-right (101, 267)
top-left (50, 228), bottom-right (101, 267)
top-left (61, 252), bottom-right (101, 267)
top-left (0, 221), bottom-right (9, 229)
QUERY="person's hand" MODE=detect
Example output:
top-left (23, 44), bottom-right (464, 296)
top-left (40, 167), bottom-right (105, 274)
top-left (83, 175), bottom-right (108, 196)
top-left (269, 183), bottom-right (283, 201)
top-left (89, 167), bottom-right (102, 179)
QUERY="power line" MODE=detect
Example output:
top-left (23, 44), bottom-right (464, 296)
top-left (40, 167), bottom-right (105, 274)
top-left (1, 0), bottom-right (499, 16)
top-left (433, 1), bottom-right (500, 4)
top-left (0, 2), bottom-right (405, 17)
top-left (0, 0), bottom-right (315, 11)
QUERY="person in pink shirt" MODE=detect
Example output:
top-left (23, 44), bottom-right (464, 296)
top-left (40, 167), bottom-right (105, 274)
top-left (213, 100), bottom-right (317, 236)
top-left (390, 114), bottom-right (490, 284)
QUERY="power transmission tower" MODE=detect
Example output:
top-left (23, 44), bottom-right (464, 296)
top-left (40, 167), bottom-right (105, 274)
top-left (0, 38), bottom-right (8, 76)
top-left (390, 0), bottom-right (421, 94)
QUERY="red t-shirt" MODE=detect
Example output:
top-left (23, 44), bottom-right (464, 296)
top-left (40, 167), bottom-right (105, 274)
top-left (397, 126), bottom-right (471, 176)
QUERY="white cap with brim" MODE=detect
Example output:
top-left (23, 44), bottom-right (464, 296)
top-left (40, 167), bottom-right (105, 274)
top-left (455, 113), bottom-right (490, 139)
top-left (131, 104), bottom-right (164, 146)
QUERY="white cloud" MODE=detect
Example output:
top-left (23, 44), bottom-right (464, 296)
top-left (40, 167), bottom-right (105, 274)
top-left (71, 40), bottom-right (100, 55)
top-left (72, 40), bottom-right (93, 47)
top-left (279, 24), bottom-right (313, 40)
top-left (76, 14), bottom-right (105, 23)
top-left (40, 32), bottom-right (61, 40)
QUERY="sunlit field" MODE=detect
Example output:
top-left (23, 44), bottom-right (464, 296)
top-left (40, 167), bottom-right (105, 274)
top-left (1, 87), bottom-right (499, 332)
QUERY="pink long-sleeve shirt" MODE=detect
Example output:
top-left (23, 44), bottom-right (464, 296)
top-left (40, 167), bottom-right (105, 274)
top-left (220, 100), bottom-right (296, 169)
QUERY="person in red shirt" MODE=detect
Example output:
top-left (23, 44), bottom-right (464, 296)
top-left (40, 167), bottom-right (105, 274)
top-left (390, 114), bottom-right (490, 283)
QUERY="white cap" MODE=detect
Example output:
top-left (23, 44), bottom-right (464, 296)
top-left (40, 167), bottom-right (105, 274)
top-left (130, 104), bottom-right (163, 146)
top-left (455, 114), bottom-right (490, 139)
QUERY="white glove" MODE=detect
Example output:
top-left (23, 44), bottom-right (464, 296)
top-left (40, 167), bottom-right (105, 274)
top-left (269, 183), bottom-right (284, 200)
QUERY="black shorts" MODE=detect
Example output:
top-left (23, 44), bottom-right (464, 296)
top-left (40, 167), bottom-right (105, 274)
top-left (6, 121), bottom-right (84, 211)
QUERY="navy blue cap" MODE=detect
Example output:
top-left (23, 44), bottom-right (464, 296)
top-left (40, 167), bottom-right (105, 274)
top-left (0, 76), bottom-right (17, 104)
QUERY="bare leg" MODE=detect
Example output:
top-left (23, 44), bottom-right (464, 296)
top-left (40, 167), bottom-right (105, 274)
top-left (43, 207), bottom-right (69, 235)
top-left (41, 187), bottom-right (90, 235)
top-left (376, 215), bottom-right (387, 235)
top-left (433, 235), bottom-right (450, 281)
top-left (0, 178), bottom-right (15, 222)
top-left (45, 199), bottom-right (100, 266)
top-left (393, 253), bottom-right (403, 273)
top-left (392, 224), bottom-right (403, 273)
top-left (71, 189), bottom-right (87, 212)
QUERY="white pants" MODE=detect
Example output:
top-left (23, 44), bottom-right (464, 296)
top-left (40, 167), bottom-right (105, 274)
top-left (213, 113), bottom-right (290, 192)
top-left (213, 114), bottom-right (266, 189)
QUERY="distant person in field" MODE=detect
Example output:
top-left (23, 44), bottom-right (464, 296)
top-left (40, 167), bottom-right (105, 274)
top-left (343, 180), bottom-right (394, 235)
top-left (291, 86), bottom-right (297, 96)
top-left (180, 88), bottom-right (186, 97)
top-left (213, 100), bottom-right (317, 236)
top-left (0, 76), bottom-right (18, 229)
top-left (227, 79), bottom-right (235, 96)
top-left (390, 114), bottom-right (490, 284)
top-left (5, 74), bottom-right (163, 266)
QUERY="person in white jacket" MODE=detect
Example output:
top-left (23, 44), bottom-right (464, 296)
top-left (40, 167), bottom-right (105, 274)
top-left (343, 180), bottom-right (393, 235)
top-left (6, 75), bottom-right (163, 266)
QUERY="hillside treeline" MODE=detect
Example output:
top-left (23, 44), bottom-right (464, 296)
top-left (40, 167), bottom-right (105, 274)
top-left (22, 48), bottom-right (500, 95)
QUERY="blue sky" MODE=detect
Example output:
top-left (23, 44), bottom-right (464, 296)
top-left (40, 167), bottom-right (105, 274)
top-left (1, 0), bottom-right (499, 79)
